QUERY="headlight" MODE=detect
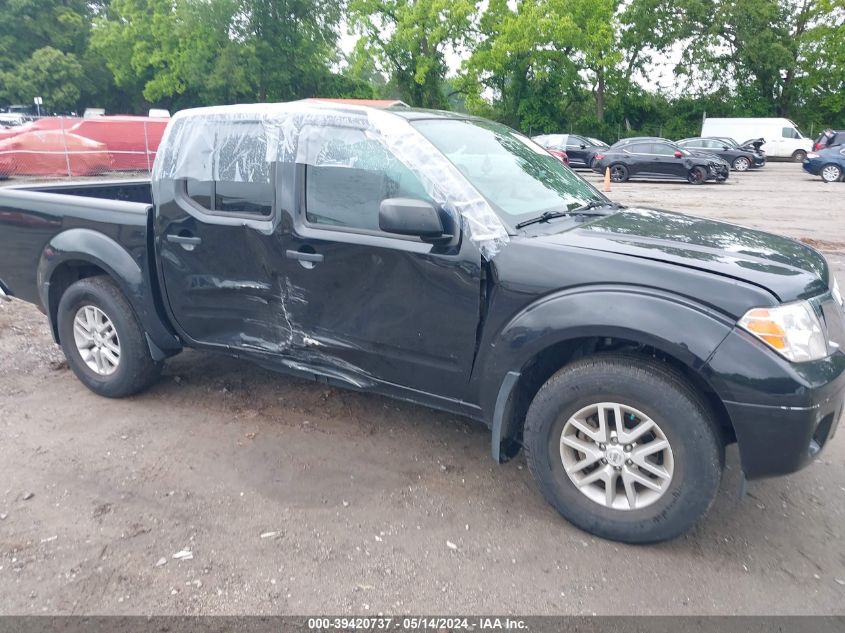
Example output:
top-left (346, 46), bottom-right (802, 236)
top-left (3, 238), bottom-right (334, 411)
top-left (833, 277), bottom-right (843, 307)
top-left (738, 301), bottom-right (828, 362)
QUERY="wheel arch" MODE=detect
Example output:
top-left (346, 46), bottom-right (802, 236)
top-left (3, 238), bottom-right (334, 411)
top-left (480, 288), bottom-right (738, 462)
top-left (38, 228), bottom-right (179, 357)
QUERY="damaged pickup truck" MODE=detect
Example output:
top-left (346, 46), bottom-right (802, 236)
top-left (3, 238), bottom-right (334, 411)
top-left (1, 102), bottom-right (844, 543)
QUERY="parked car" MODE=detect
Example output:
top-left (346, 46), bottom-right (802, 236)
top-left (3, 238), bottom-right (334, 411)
top-left (813, 129), bottom-right (845, 152)
top-left (546, 148), bottom-right (570, 166)
top-left (676, 137), bottom-right (764, 171)
top-left (593, 140), bottom-right (730, 184)
top-left (610, 136), bottom-right (671, 149)
top-left (0, 130), bottom-right (111, 177)
top-left (803, 146), bottom-right (845, 183)
top-left (1, 102), bottom-right (843, 544)
top-left (701, 117), bottom-right (812, 161)
top-left (532, 133), bottom-right (608, 169)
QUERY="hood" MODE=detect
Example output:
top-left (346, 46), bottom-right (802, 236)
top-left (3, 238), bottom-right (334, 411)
top-left (537, 208), bottom-right (829, 302)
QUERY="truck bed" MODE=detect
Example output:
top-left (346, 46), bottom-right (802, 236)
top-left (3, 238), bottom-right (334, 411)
top-left (0, 179), bottom-right (153, 305)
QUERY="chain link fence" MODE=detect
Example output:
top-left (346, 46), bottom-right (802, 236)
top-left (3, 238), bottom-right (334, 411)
top-left (0, 116), bottom-right (168, 181)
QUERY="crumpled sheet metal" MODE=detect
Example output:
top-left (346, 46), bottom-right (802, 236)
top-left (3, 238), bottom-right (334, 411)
top-left (153, 101), bottom-right (509, 258)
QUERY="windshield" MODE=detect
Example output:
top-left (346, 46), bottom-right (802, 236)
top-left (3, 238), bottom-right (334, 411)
top-left (413, 118), bottom-right (603, 222)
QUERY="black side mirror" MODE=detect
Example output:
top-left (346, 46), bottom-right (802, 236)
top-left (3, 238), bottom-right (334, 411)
top-left (722, 145), bottom-right (729, 150)
top-left (580, 144), bottom-right (586, 149)
top-left (379, 198), bottom-right (449, 241)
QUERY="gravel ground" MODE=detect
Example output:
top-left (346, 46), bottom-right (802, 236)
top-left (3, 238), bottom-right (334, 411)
top-left (1, 162), bottom-right (844, 615)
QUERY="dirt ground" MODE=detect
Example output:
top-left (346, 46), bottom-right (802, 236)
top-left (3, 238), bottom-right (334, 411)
top-left (1, 162), bottom-right (844, 615)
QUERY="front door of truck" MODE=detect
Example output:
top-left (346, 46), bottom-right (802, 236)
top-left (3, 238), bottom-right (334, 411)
top-left (279, 134), bottom-right (483, 400)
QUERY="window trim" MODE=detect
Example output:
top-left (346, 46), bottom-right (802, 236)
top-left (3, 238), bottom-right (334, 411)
top-left (178, 172), bottom-right (277, 223)
top-left (294, 164), bottom-right (461, 249)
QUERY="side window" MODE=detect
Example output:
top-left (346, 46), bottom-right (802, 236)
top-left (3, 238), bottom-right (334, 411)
top-left (184, 121), bottom-right (274, 217)
top-left (782, 127), bottom-right (799, 139)
top-left (652, 143), bottom-right (676, 155)
top-left (625, 143), bottom-right (649, 154)
top-left (185, 179), bottom-right (273, 217)
top-left (304, 131), bottom-right (432, 232)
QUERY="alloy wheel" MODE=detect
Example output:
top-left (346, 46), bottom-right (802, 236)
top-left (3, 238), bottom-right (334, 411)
top-left (559, 402), bottom-right (674, 510)
top-left (72, 305), bottom-right (121, 375)
top-left (733, 157), bottom-right (749, 171)
top-left (821, 165), bottom-right (842, 183)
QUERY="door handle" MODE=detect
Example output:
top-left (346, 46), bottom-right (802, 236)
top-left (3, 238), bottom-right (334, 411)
top-left (166, 234), bottom-right (202, 245)
top-left (286, 249), bottom-right (323, 263)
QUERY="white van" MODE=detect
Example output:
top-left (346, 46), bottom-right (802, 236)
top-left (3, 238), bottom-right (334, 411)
top-left (701, 117), bottom-right (812, 161)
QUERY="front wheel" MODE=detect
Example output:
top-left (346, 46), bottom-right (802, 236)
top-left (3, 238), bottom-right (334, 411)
top-left (820, 163), bottom-right (843, 183)
top-left (732, 156), bottom-right (750, 171)
top-left (792, 150), bottom-right (807, 162)
top-left (688, 166), bottom-right (707, 184)
top-left (57, 276), bottom-right (161, 398)
top-left (523, 354), bottom-right (723, 543)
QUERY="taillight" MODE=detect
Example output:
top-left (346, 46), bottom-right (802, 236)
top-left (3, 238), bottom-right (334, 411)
top-left (595, 153), bottom-right (605, 161)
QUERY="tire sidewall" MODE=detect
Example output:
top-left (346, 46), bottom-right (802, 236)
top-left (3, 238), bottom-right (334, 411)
top-left (793, 150), bottom-right (807, 162)
top-left (610, 164), bottom-right (628, 182)
top-left (688, 166), bottom-right (706, 184)
top-left (57, 279), bottom-right (147, 397)
top-left (526, 361), bottom-right (722, 543)
top-left (733, 157), bottom-right (749, 171)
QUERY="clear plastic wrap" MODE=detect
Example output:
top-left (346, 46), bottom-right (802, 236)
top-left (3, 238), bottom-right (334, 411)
top-left (153, 101), bottom-right (509, 258)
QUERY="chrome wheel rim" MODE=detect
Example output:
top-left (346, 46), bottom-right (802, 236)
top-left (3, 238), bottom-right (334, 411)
top-left (73, 305), bottom-right (120, 375)
top-left (560, 402), bottom-right (674, 511)
top-left (734, 157), bottom-right (749, 171)
top-left (822, 165), bottom-right (841, 182)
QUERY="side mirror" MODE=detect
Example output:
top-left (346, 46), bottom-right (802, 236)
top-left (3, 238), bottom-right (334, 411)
top-left (580, 144), bottom-right (587, 149)
top-left (379, 198), bottom-right (448, 240)
top-left (722, 145), bottom-right (729, 150)
top-left (673, 150), bottom-right (683, 158)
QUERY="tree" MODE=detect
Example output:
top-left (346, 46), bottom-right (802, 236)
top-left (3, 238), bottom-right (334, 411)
top-left (0, 47), bottom-right (83, 112)
top-left (348, 0), bottom-right (476, 108)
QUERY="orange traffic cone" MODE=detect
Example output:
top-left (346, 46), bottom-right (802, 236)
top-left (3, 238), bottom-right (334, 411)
top-left (603, 167), bottom-right (612, 192)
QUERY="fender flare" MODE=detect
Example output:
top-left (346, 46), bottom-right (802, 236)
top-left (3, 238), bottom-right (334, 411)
top-left (478, 286), bottom-right (737, 458)
top-left (37, 228), bottom-right (179, 356)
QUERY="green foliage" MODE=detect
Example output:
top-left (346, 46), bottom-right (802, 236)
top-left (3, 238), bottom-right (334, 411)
top-left (348, 0), bottom-right (476, 108)
top-left (0, 0), bottom-right (841, 136)
top-left (0, 47), bottom-right (84, 112)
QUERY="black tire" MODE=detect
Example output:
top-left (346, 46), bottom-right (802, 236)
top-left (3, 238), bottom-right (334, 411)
top-left (609, 164), bottom-right (628, 183)
top-left (688, 166), bottom-right (707, 184)
top-left (820, 163), bottom-right (843, 183)
top-left (523, 353), bottom-right (723, 544)
top-left (792, 149), bottom-right (807, 162)
top-left (57, 276), bottom-right (161, 398)
top-left (732, 156), bottom-right (750, 171)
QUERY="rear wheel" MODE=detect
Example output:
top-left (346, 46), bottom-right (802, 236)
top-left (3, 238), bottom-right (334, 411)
top-left (523, 354), bottom-right (723, 543)
top-left (732, 156), bottom-right (750, 171)
top-left (820, 163), bottom-right (842, 183)
top-left (57, 276), bottom-right (161, 398)
top-left (609, 164), bottom-right (628, 183)
top-left (792, 149), bottom-right (807, 162)
top-left (688, 166), bottom-right (707, 184)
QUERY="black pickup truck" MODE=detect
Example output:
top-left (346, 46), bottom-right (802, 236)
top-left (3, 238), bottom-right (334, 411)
top-left (1, 102), bottom-right (843, 543)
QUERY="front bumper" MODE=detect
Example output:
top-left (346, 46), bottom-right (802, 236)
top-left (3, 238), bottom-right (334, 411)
top-left (708, 163), bottom-right (730, 181)
top-left (802, 158), bottom-right (822, 176)
top-left (705, 325), bottom-right (845, 479)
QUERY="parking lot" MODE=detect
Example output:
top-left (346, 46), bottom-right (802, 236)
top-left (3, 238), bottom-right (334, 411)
top-left (1, 162), bottom-right (844, 615)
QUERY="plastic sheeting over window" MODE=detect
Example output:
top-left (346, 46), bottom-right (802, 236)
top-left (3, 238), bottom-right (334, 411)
top-left (152, 101), bottom-right (509, 258)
